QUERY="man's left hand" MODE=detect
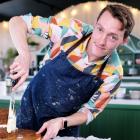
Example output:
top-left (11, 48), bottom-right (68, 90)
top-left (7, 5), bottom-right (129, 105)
top-left (36, 117), bottom-right (64, 140)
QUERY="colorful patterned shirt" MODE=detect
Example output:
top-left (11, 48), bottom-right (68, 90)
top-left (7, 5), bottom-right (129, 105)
top-left (22, 14), bottom-right (123, 124)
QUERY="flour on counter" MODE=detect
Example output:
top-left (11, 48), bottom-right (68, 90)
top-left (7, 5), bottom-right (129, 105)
top-left (7, 98), bottom-right (17, 133)
top-left (53, 136), bottom-right (111, 140)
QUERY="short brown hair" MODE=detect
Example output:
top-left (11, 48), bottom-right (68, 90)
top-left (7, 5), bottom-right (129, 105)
top-left (97, 4), bottom-right (135, 39)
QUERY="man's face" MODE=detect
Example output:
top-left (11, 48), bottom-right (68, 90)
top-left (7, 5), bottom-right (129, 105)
top-left (90, 10), bottom-right (127, 59)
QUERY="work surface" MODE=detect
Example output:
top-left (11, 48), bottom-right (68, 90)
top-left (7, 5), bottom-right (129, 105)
top-left (0, 108), bottom-right (41, 140)
top-left (0, 108), bottom-right (110, 140)
top-left (0, 129), bottom-right (110, 140)
top-left (53, 136), bottom-right (110, 140)
top-left (0, 128), bottom-right (41, 140)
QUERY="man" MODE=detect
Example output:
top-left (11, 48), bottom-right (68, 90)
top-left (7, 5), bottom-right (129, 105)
top-left (9, 4), bottom-right (134, 140)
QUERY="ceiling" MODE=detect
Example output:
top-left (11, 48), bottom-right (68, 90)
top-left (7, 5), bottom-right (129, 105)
top-left (0, 0), bottom-right (140, 21)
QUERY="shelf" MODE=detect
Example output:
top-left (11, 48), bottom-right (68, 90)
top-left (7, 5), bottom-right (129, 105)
top-left (123, 76), bottom-right (140, 79)
top-left (119, 82), bottom-right (140, 91)
top-left (122, 76), bottom-right (140, 82)
top-left (109, 99), bottom-right (140, 106)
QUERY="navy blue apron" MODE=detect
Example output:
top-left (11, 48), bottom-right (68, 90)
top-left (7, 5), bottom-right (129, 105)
top-left (16, 33), bottom-right (109, 137)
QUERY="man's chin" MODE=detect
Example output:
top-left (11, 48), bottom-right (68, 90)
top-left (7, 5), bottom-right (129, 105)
top-left (93, 52), bottom-right (108, 60)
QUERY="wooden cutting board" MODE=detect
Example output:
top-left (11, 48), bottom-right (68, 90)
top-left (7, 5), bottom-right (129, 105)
top-left (0, 108), bottom-right (8, 125)
top-left (0, 108), bottom-right (41, 140)
top-left (0, 128), bottom-right (41, 140)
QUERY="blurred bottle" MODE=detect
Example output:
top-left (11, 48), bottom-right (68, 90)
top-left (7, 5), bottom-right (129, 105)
top-left (5, 75), bottom-right (12, 95)
top-left (5, 74), bottom-right (19, 95)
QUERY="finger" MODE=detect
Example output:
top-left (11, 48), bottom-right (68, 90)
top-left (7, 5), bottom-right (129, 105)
top-left (42, 129), bottom-right (54, 140)
top-left (10, 62), bottom-right (19, 69)
top-left (43, 126), bottom-right (59, 140)
top-left (12, 74), bottom-right (27, 91)
top-left (10, 70), bottom-right (23, 80)
top-left (10, 65), bottom-right (21, 74)
top-left (36, 122), bottom-right (48, 134)
top-left (13, 65), bottom-right (22, 72)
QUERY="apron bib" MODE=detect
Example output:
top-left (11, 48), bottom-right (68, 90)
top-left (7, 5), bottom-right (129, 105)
top-left (16, 33), bottom-right (108, 137)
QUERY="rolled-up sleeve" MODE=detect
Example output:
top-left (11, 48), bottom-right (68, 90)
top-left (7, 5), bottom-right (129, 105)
top-left (21, 14), bottom-right (65, 42)
top-left (21, 13), bottom-right (32, 32)
top-left (20, 14), bottom-right (91, 42)
top-left (79, 74), bottom-right (122, 124)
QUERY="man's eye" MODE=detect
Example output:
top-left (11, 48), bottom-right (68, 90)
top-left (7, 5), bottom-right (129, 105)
top-left (110, 35), bottom-right (118, 41)
top-left (97, 27), bottom-right (102, 32)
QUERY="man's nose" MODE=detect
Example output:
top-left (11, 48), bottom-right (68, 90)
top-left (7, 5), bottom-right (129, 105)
top-left (99, 34), bottom-right (107, 46)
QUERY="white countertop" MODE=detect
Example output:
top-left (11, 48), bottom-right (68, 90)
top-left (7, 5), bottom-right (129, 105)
top-left (121, 82), bottom-right (140, 88)
top-left (1, 81), bottom-right (140, 105)
top-left (1, 94), bottom-right (140, 105)
top-left (109, 99), bottom-right (140, 105)
top-left (0, 81), bottom-right (28, 101)
top-left (0, 92), bottom-right (23, 101)
top-left (123, 76), bottom-right (140, 80)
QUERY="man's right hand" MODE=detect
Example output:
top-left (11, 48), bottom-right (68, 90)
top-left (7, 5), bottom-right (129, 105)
top-left (10, 54), bottom-right (31, 91)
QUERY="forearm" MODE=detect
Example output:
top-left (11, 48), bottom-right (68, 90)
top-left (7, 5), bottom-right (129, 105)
top-left (9, 16), bottom-right (30, 57)
top-left (64, 108), bottom-right (89, 127)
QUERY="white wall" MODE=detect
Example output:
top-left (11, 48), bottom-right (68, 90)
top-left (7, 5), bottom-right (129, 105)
top-left (56, 1), bottom-right (140, 38)
top-left (0, 1), bottom-right (140, 59)
top-left (0, 22), bottom-right (14, 58)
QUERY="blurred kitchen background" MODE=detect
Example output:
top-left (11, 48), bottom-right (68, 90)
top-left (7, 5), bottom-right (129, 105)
top-left (0, 0), bottom-right (140, 140)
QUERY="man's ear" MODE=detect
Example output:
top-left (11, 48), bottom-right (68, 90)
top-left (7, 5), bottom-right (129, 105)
top-left (123, 37), bottom-right (128, 45)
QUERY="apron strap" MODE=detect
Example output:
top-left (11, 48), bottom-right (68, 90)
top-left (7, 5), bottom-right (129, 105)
top-left (65, 32), bottom-right (92, 55)
top-left (95, 57), bottom-right (109, 79)
top-left (65, 32), bottom-right (109, 78)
